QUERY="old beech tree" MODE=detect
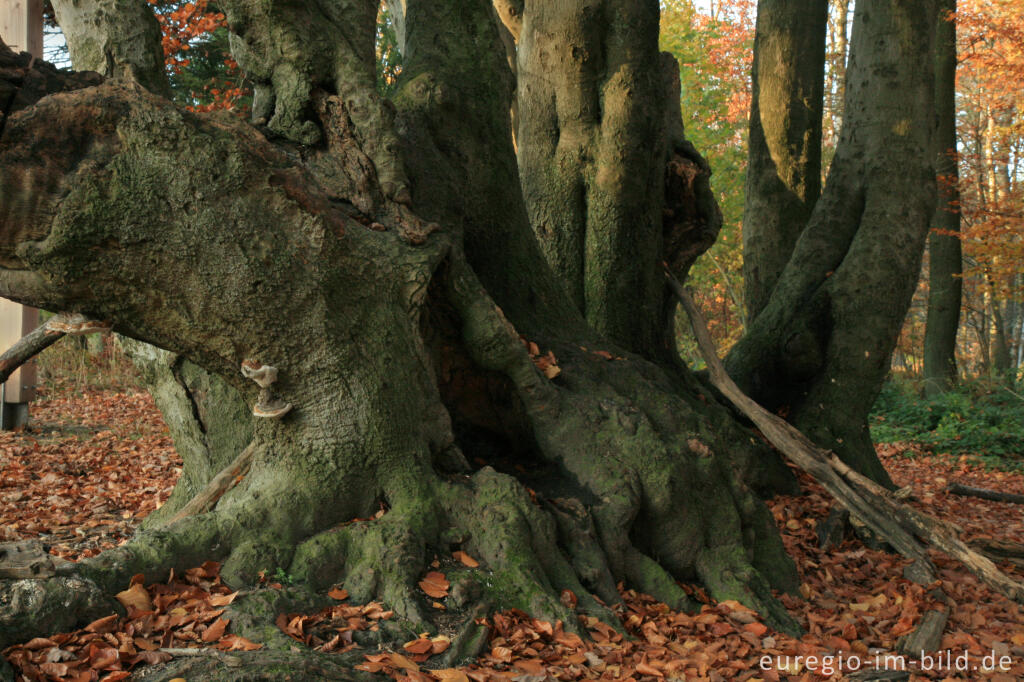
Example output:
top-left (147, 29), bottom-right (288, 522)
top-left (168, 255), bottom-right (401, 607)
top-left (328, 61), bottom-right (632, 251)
top-left (0, 0), bottom-right (942, 672)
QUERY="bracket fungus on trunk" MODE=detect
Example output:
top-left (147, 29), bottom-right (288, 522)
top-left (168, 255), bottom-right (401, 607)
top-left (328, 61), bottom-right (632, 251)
top-left (240, 359), bottom-right (292, 419)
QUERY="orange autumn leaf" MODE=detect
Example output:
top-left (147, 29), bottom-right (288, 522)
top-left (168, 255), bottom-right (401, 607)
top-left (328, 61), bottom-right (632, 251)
top-left (418, 571), bottom-right (449, 599)
top-left (403, 638), bottom-right (434, 655)
top-left (453, 550), bottom-right (479, 567)
top-left (202, 617), bottom-right (230, 642)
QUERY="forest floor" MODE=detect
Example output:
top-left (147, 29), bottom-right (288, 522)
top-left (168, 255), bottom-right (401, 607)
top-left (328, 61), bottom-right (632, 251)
top-left (1, 380), bottom-right (1023, 681)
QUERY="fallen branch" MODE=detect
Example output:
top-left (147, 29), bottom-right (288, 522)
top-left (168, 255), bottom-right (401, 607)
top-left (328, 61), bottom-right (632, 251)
top-left (667, 268), bottom-right (1024, 605)
top-left (947, 483), bottom-right (1024, 505)
top-left (164, 442), bottom-right (256, 526)
top-left (0, 317), bottom-right (65, 385)
top-left (0, 313), bottom-right (110, 385)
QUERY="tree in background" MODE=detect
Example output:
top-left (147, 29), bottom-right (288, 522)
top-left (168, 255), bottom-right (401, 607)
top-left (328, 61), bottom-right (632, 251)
top-left (955, 0), bottom-right (1023, 376)
top-left (660, 0), bottom-right (753, 355)
top-left (730, 0), bottom-right (940, 486)
top-left (923, 0), bottom-right (963, 397)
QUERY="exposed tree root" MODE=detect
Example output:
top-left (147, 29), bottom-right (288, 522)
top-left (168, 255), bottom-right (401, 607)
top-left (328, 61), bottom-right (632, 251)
top-left (1, 247), bottom-right (811, 655)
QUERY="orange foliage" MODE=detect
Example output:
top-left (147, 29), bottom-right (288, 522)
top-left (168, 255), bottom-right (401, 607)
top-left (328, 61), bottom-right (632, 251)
top-left (148, 0), bottom-right (247, 112)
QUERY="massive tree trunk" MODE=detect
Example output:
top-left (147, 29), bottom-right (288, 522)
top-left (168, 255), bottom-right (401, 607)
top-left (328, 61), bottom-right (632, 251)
top-left (50, 0), bottom-right (255, 519)
top-left (0, 0), bottom-right (804, 659)
top-left (922, 0), bottom-right (963, 397)
top-left (731, 0), bottom-right (940, 486)
top-left (513, 0), bottom-right (722, 361)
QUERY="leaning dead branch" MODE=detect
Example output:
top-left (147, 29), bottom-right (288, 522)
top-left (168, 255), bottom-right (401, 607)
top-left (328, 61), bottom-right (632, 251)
top-left (0, 313), bottom-right (111, 385)
top-left (667, 269), bottom-right (1024, 605)
top-left (163, 442), bottom-right (256, 526)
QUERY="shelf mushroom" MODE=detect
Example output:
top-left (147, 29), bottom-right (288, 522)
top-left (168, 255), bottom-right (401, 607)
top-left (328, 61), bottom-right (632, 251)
top-left (241, 359), bottom-right (293, 419)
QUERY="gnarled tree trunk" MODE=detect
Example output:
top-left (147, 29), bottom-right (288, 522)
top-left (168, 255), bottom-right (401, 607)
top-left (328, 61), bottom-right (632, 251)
top-left (1, 0), bottom-right (802, 660)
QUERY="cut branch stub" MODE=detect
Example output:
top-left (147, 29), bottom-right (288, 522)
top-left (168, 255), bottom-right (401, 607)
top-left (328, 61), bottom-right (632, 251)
top-left (240, 359), bottom-right (292, 419)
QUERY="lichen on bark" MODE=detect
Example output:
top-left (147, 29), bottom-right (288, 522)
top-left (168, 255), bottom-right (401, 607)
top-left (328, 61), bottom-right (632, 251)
top-left (1, 0), bottom-right (812, 665)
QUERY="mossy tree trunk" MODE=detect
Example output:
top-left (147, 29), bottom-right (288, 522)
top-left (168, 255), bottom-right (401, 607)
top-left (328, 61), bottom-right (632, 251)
top-left (731, 0), bottom-right (941, 486)
top-left (0, 0), bottom-right (802, 658)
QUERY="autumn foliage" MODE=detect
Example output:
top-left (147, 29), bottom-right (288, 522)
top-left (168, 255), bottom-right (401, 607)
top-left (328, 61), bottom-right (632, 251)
top-left (147, 0), bottom-right (247, 113)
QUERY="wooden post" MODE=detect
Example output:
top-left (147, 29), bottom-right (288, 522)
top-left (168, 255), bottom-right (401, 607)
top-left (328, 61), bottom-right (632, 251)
top-left (0, 0), bottom-right (42, 56)
top-left (0, 0), bottom-right (43, 427)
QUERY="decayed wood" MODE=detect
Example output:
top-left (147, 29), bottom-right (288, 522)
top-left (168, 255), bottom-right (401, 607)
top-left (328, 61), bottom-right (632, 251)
top-left (897, 589), bottom-right (950, 655)
top-left (163, 442), bottom-right (256, 526)
top-left (668, 269), bottom-right (1024, 605)
top-left (0, 539), bottom-right (55, 579)
top-left (969, 537), bottom-right (1024, 569)
top-left (897, 605), bottom-right (950, 655)
top-left (947, 483), bottom-right (1024, 505)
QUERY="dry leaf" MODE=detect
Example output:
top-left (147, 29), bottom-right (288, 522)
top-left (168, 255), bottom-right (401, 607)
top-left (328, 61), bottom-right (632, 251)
top-left (202, 617), bottom-right (229, 642)
top-left (453, 550), bottom-right (479, 567)
top-left (403, 638), bottom-right (433, 655)
top-left (116, 583), bottom-right (153, 612)
top-left (418, 571), bottom-right (449, 599)
top-left (388, 652), bottom-right (420, 671)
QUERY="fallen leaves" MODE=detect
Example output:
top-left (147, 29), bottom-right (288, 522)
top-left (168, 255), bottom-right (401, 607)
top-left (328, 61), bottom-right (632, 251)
top-left (2, 562), bottom-right (260, 680)
top-left (522, 337), bottom-right (561, 379)
top-left (0, 387), bottom-right (180, 559)
top-left (275, 595), bottom-right (394, 652)
top-left (419, 571), bottom-right (450, 599)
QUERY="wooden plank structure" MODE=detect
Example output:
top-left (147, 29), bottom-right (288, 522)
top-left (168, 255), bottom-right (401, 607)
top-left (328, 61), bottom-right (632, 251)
top-left (0, 0), bottom-right (43, 427)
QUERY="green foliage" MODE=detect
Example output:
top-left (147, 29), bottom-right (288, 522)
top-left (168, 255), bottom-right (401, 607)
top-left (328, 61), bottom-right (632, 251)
top-left (660, 0), bottom-right (754, 354)
top-left (272, 567), bottom-right (296, 586)
top-left (870, 377), bottom-right (1024, 464)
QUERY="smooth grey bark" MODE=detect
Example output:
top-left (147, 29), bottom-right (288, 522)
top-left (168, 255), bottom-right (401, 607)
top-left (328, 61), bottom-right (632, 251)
top-left (742, 0), bottom-right (828, 320)
top-left (922, 0), bottom-right (962, 397)
top-left (513, 0), bottom-right (721, 359)
top-left (50, 0), bottom-right (170, 97)
top-left (729, 0), bottom-right (940, 486)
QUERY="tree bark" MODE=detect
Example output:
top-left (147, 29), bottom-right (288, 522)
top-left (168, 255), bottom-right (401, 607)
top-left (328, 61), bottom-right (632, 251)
top-left (514, 0), bottom-right (721, 359)
top-left (49, 0), bottom-right (254, 525)
top-left (730, 0), bottom-right (940, 486)
top-left (118, 338), bottom-right (252, 526)
top-left (50, 0), bottom-right (170, 97)
top-left (742, 0), bottom-right (828, 320)
top-left (923, 0), bottom-right (963, 397)
top-left (1, 1), bottom-right (803, 657)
